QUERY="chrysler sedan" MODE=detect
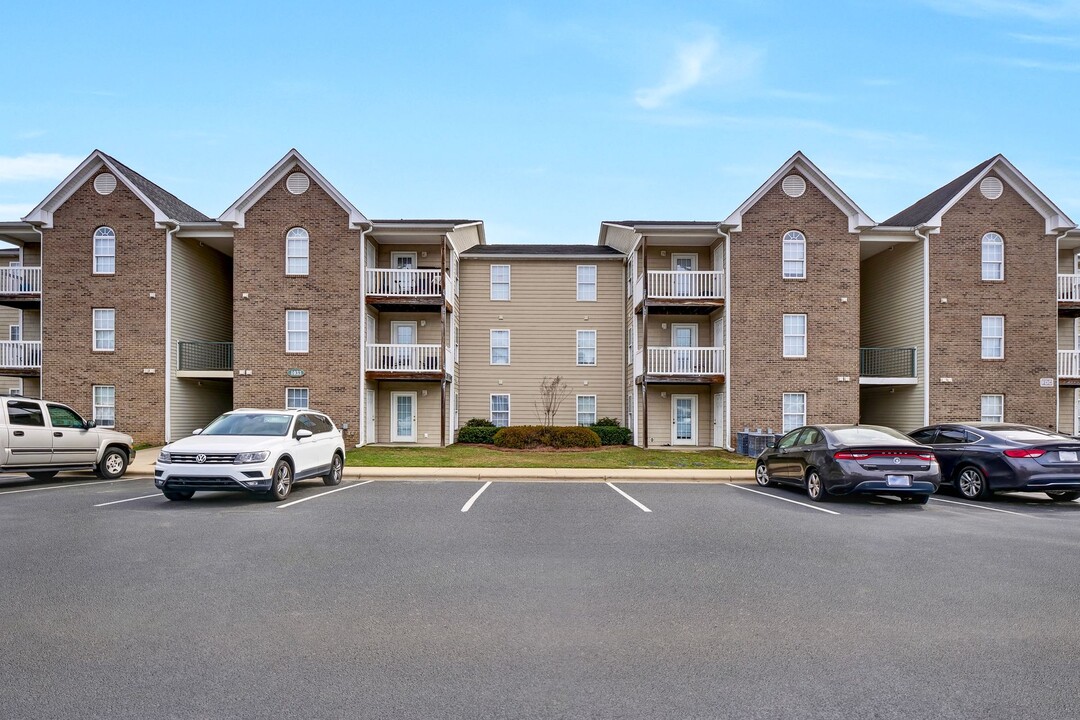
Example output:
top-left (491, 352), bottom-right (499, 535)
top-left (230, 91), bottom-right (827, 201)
top-left (755, 424), bottom-right (940, 503)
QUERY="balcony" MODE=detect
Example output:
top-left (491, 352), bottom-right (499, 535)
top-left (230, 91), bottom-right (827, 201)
top-left (0, 340), bottom-right (41, 375)
top-left (638, 271), bottom-right (724, 314)
top-left (1060, 350), bottom-right (1080, 382)
top-left (177, 341), bottom-right (234, 379)
top-left (1060, 275), bottom-right (1080, 311)
top-left (365, 268), bottom-right (445, 311)
top-left (366, 343), bottom-right (444, 381)
top-left (859, 347), bottom-right (918, 385)
top-left (641, 346), bottom-right (725, 383)
top-left (0, 267), bottom-right (42, 308)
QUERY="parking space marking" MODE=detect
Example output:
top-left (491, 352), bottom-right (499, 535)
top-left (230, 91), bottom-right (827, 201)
top-left (605, 482), bottom-right (652, 512)
top-left (94, 493), bottom-right (161, 507)
top-left (725, 482), bottom-right (840, 515)
top-left (276, 480), bottom-right (374, 509)
top-left (461, 481), bottom-right (492, 512)
top-left (0, 477), bottom-right (140, 496)
top-left (929, 496), bottom-right (1040, 518)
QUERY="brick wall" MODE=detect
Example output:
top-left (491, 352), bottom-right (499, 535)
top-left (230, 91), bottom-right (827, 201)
top-left (231, 166), bottom-right (362, 444)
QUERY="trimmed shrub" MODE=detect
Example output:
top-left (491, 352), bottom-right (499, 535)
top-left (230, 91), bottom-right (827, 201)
top-left (464, 418), bottom-right (495, 427)
top-left (590, 425), bottom-right (632, 446)
top-left (457, 425), bottom-right (498, 444)
top-left (593, 417), bottom-right (622, 427)
top-left (493, 425), bottom-right (602, 449)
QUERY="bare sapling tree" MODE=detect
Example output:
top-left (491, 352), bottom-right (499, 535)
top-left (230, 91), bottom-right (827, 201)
top-left (534, 375), bottom-right (571, 426)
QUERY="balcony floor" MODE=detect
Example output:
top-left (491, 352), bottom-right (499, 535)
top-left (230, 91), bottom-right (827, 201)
top-left (365, 371), bottom-right (448, 382)
top-left (636, 299), bottom-right (724, 315)
top-left (0, 368), bottom-right (41, 378)
top-left (638, 374), bottom-right (725, 385)
top-left (1060, 377), bottom-right (1080, 387)
top-left (365, 297), bottom-right (453, 313)
top-left (0, 295), bottom-right (41, 310)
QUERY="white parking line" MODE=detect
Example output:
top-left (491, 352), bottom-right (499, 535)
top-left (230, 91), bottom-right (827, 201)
top-left (94, 494), bottom-right (161, 507)
top-left (276, 480), bottom-right (374, 509)
top-left (929, 496), bottom-right (1040, 518)
top-left (725, 483), bottom-right (841, 515)
top-left (461, 481), bottom-right (491, 512)
top-left (606, 482), bottom-right (652, 512)
top-left (0, 477), bottom-right (139, 496)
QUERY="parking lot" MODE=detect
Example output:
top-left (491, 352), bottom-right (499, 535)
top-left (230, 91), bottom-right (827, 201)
top-left (2, 474), bottom-right (1079, 720)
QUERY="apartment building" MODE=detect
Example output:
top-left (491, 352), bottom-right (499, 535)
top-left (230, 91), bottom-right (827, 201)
top-left (1, 148), bottom-right (1076, 448)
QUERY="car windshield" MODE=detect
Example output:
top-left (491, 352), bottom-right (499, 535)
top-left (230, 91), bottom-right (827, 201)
top-left (831, 427), bottom-right (912, 444)
top-left (201, 413), bottom-right (292, 436)
top-left (995, 429), bottom-right (1071, 443)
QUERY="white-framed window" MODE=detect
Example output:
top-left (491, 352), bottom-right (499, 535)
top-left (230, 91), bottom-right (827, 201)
top-left (981, 315), bottom-right (1004, 359)
top-left (286, 227), bottom-right (309, 276)
top-left (782, 314), bottom-right (807, 358)
top-left (286, 387), bottom-right (309, 410)
top-left (981, 394), bottom-right (1004, 423)
top-left (93, 227), bottom-right (115, 275)
top-left (490, 394), bottom-right (510, 427)
top-left (577, 265), bottom-right (597, 301)
top-left (93, 385), bottom-right (115, 427)
top-left (577, 395), bottom-right (597, 426)
top-left (286, 310), bottom-right (309, 353)
top-left (627, 253), bottom-right (636, 298)
top-left (490, 265), bottom-right (510, 301)
top-left (93, 308), bottom-right (115, 351)
top-left (981, 232), bottom-right (1003, 281)
top-left (782, 392), bottom-right (806, 433)
top-left (577, 330), bottom-right (597, 366)
top-left (490, 329), bottom-right (510, 365)
top-left (8, 325), bottom-right (19, 342)
top-left (627, 318), bottom-right (634, 365)
top-left (782, 230), bottom-right (806, 279)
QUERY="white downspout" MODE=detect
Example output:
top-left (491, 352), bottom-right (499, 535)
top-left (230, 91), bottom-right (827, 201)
top-left (1054, 229), bottom-right (1075, 433)
top-left (164, 222), bottom-right (177, 442)
top-left (719, 225), bottom-right (732, 450)
top-left (915, 225), bottom-right (931, 426)
top-left (357, 223), bottom-right (373, 447)
top-left (29, 224), bottom-right (44, 399)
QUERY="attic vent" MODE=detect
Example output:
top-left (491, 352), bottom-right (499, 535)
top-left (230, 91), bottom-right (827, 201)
top-left (980, 176), bottom-right (1003, 200)
top-left (93, 173), bottom-right (117, 196)
top-left (781, 174), bottom-right (806, 198)
top-left (286, 172), bottom-right (310, 195)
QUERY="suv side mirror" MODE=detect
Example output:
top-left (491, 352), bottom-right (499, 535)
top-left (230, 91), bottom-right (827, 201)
top-left (766, 439), bottom-right (777, 449)
top-left (191, 428), bottom-right (203, 435)
top-left (85, 420), bottom-right (96, 429)
top-left (296, 429), bottom-right (313, 439)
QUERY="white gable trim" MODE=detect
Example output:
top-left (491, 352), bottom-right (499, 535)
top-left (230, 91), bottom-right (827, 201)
top-left (218, 149), bottom-right (370, 229)
top-left (923, 155), bottom-right (1074, 235)
top-left (22, 151), bottom-right (171, 228)
top-left (723, 152), bottom-right (875, 234)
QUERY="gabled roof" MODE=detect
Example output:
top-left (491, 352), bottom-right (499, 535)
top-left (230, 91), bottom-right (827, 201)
top-left (22, 150), bottom-right (210, 228)
top-left (723, 151), bottom-right (875, 233)
top-left (218, 149), bottom-right (369, 229)
top-left (879, 155), bottom-right (1074, 233)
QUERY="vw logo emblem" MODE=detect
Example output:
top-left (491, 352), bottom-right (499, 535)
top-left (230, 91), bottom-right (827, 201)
top-left (893, 457), bottom-right (901, 465)
top-left (196, 454), bottom-right (207, 464)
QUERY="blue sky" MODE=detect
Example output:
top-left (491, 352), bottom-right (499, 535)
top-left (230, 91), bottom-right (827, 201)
top-left (2, 0), bottom-right (1080, 242)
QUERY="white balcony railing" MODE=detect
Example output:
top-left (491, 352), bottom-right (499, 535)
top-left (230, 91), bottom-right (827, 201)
top-left (0, 267), bottom-right (41, 295)
top-left (1060, 350), bottom-right (1080, 378)
top-left (647, 270), bottom-right (724, 300)
top-left (366, 343), bottom-right (442, 373)
top-left (366, 268), bottom-right (442, 297)
top-left (1059, 274), bottom-right (1080, 302)
top-left (647, 346), bottom-right (724, 375)
top-left (0, 341), bottom-right (41, 368)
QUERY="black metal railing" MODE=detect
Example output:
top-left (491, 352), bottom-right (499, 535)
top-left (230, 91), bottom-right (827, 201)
top-left (178, 341), bottom-right (233, 371)
top-left (860, 347), bottom-right (917, 378)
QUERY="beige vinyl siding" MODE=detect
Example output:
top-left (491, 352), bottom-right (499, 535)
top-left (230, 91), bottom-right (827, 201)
top-left (1059, 249), bottom-right (1075, 274)
top-left (1058, 317), bottom-right (1077, 350)
top-left (169, 238), bottom-right (233, 440)
top-left (22, 243), bottom-right (41, 266)
top-left (22, 377), bottom-right (40, 398)
top-left (1058, 387), bottom-right (1075, 435)
top-left (0, 306), bottom-right (19, 338)
top-left (646, 314), bottom-right (714, 345)
top-left (377, 381), bottom-right (441, 445)
top-left (22, 310), bottom-right (40, 341)
top-left (376, 312), bottom-right (442, 344)
top-left (644, 384), bottom-right (712, 447)
top-left (644, 246), bottom-right (715, 271)
top-left (859, 239), bottom-right (925, 432)
top-left (458, 257), bottom-right (624, 429)
top-left (375, 243), bottom-right (441, 269)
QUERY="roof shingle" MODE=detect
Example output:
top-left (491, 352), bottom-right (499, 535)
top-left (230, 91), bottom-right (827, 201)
top-left (880, 158), bottom-right (995, 227)
top-left (101, 153), bottom-right (210, 223)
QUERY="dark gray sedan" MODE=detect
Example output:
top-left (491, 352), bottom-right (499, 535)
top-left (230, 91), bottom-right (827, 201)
top-left (755, 424), bottom-right (941, 503)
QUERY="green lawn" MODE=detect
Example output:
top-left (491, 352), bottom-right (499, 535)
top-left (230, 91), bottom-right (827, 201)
top-left (345, 444), bottom-right (755, 470)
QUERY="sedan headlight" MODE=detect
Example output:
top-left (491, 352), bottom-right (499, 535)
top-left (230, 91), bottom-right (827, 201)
top-left (157, 451), bottom-right (172, 463)
top-left (234, 451), bottom-right (270, 464)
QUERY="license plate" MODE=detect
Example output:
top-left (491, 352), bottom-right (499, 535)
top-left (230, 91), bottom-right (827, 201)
top-left (1060, 451), bottom-right (1078, 462)
top-left (885, 475), bottom-right (912, 487)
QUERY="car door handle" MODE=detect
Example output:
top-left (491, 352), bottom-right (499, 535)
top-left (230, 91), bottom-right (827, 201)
top-left (13, 430), bottom-right (23, 437)
top-left (54, 432), bottom-right (63, 437)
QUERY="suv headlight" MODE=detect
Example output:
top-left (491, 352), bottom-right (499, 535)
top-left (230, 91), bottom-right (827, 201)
top-left (235, 451), bottom-right (270, 464)
top-left (157, 451), bottom-right (172, 463)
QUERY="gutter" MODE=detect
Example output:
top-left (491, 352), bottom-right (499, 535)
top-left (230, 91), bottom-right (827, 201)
top-left (914, 225), bottom-right (931, 426)
top-left (357, 222), bottom-right (373, 447)
top-left (164, 221), bottom-right (178, 442)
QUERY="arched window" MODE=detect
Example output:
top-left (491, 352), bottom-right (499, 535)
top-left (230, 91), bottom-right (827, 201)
top-left (93, 227), bottom-right (115, 274)
top-left (981, 232), bottom-right (1003, 281)
top-left (782, 230), bottom-right (806, 279)
top-left (286, 227), bottom-right (309, 276)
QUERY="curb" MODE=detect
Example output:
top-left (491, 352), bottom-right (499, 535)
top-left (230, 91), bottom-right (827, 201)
top-left (343, 467), bottom-right (756, 483)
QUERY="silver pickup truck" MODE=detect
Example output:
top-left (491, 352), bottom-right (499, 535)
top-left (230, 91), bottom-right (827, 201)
top-left (2, 396), bottom-right (135, 480)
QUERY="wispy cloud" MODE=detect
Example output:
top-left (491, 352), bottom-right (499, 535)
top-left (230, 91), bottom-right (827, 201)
top-left (634, 31), bottom-right (762, 109)
top-left (0, 203), bottom-right (33, 219)
top-left (920, 0), bottom-right (1080, 21)
top-left (0, 153), bottom-right (81, 182)
top-left (16, 130), bottom-right (47, 140)
top-left (1011, 31), bottom-right (1080, 45)
top-left (997, 55), bottom-right (1080, 71)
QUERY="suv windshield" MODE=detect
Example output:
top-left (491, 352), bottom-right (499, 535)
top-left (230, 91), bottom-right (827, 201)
top-left (202, 413), bottom-right (292, 436)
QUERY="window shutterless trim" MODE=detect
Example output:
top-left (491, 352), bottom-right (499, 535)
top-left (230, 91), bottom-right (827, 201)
top-left (490, 393), bottom-right (511, 427)
top-left (782, 313), bottom-right (807, 358)
top-left (285, 309), bottom-right (310, 354)
top-left (576, 394), bottom-right (597, 426)
top-left (576, 264), bottom-right (597, 301)
top-left (285, 227), bottom-right (310, 276)
top-left (981, 315), bottom-right (1004, 360)
top-left (576, 329), bottom-right (597, 366)
top-left (490, 264), bottom-right (511, 301)
top-left (490, 329), bottom-right (510, 365)
top-left (93, 226), bottom-right (116, 276)
top-left (92, 308), bottom-right (115, 352)
top-left (285, 387), bottom-right (310, 410)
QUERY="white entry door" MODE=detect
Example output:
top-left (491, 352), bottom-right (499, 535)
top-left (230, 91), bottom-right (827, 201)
top-left (366, 389), bottom-right (376, 444)
top-left (391, 321), bottom-right (417, 369)
top-left (713, 392), bottom-right (724, 447)
top-left (1075, 389), bottom-right (1080, 436)
top-left (672, 254), bottom-right (697, 297)
top-left (391, 391), bottom-right (417, 442)
top-left (673, 324), bottom-right (697, 373)
top-left (672, 394), bottom-right (697, 445)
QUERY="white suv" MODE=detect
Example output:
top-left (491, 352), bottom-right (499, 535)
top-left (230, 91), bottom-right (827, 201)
top-left (154, 409), bottom-right (346, 501)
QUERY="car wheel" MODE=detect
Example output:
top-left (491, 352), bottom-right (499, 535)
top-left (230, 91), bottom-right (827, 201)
top-left (95, 448), bottom-right (128, 479)
top-left (902, 494), bottom-right (930, 505)
top-left (323, 453), bottom-right (343, 486)
top-left (1046, 491), bottom-right (1080, 502)
top-left (163, 490), bottom-right (195, 501)
top-left (955, 466), bottom-right (990, 500)
top-left (268, 459), bottom-right (293, 501)
top-left (755, 462), bottom-right (772, 487)
top-left (806, 470), bottom-right (829, 502)
top-left (27, 471), bottom-right (58, 481)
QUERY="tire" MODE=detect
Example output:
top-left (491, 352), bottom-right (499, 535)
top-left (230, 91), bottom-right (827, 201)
top-left (1046, 491), bottom-right (1080, 502)
top-left (903, 494), bottom-right (931, 505)
top-left (163, 490), bottom-right (194, 501)
top-left (323, 453), bottom-right (343, 486)
top-left (27, 471), bottom-right (58, 481)
top-left (267, 459), bottom-right (293, 501)
top-left (954, 466), bottom-right (990, 500)
top-left (95, 447), bottom-right (129, 479)
top-left (806, 470), bottom-right (829, 502)
top-left (755, 462), bottom-right (772, 487)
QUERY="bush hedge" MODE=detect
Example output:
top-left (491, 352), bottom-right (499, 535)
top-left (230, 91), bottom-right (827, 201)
top-left (464, 418), bottom-right (495, 427)
top-left (593, 417), bottom-right (621, 427)
top-left (457, 425), bottom-right (499, 444)
top-left (493, 425), bottom-right (602, 449)
top-left (589, 425), bottom-right (632, 445)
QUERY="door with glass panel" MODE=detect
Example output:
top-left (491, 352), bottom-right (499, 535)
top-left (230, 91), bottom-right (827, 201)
top-left (391, 252), bottom-right (417, 294)
top-left (672, 394), bottom-right (697, 445)
top-left (391, 391), bottom-right (417, 442)
top-left (673, 324), bottom-right (697, 373)
top-left (391, 321), bottom-right (417, 370)
top-left (672, 254), bottom-right (697, 297)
